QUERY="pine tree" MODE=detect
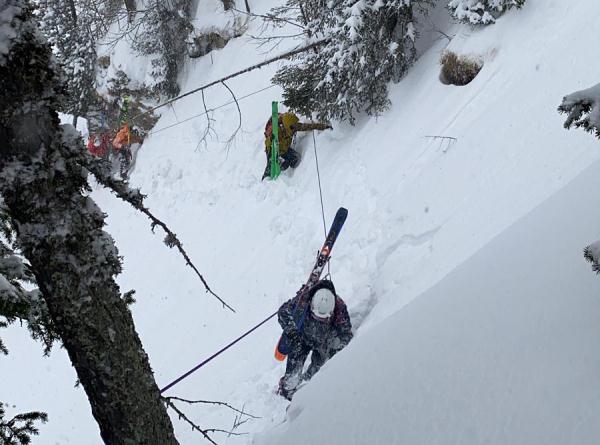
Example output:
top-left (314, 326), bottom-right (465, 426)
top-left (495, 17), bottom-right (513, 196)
top-left (273, 0), bottom-right (432, 124)
top-left (0, 2), bottom-right (178, 443)
top-left (447, 0), bottom-right (525, 25)
top-left (558, 83), bottom-right (600, 275)
top-left (37, 0), bottom-right (98, 121)
top-left (132, 0), bottom-right (193, 97)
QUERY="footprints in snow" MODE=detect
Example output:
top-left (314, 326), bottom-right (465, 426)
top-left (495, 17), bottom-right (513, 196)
top-left (376, 226), bottom-right (441, 269)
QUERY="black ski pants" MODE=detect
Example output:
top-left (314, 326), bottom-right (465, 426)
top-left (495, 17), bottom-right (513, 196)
top-left (281, 340), bottom-right (327, 394)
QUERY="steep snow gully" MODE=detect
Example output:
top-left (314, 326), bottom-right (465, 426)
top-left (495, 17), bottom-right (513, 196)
top-left (3, 1), bottom-right (600, 444)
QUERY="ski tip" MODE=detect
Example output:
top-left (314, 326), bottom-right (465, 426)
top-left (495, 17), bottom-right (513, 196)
top-left (335, 207), bottom-right (348, 219)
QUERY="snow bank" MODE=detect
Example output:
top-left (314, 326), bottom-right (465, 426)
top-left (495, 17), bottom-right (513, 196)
top-left (256, 159), bottom-right (600, 445)
top-left (4, 0), bottom-right (600, 443)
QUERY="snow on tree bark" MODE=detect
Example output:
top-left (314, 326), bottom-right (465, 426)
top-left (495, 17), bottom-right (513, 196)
top-left (447, 0), bottom-right (525, 25)
top-left (0, 3), bottom-right (178, 443)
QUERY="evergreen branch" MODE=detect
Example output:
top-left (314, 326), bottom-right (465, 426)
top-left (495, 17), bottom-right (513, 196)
top-left (164, 396), bottom-right (260, 419)
top-left (81, 156), bottom-right (236, 312)
top-left (0, 403), bottom-right (48, 445)
top-left (584, 243), bottom-right (600, 274)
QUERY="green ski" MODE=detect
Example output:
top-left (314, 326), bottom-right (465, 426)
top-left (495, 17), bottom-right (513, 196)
top-left (270, 101), bottom-right (281, 180)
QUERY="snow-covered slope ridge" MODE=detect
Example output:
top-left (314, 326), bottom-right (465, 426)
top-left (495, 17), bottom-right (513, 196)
top-left (3, 0), bottom-right (600, 443)
top-left (255, 158), bottom-right (600, 445)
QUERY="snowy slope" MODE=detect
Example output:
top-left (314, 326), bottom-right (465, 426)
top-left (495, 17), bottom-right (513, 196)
top-left (3, 0), bottom-right (600, 443)
top-left (255, 158), bottom-right (600, 445)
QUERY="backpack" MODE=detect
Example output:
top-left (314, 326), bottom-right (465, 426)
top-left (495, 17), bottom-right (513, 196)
top-left (264, 114), bottom-right (285, 147)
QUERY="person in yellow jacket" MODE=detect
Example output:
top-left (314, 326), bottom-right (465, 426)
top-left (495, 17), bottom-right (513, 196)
top-left (262, 112), bottom-right (332, 180)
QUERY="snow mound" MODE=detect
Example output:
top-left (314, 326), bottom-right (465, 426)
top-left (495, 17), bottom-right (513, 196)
top-left (256, 159), bottom-right (600, 445)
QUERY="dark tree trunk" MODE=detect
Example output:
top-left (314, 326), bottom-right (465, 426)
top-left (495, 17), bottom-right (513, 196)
top-left (66, 0), bottom-right (77, 23)
top-left (0, 5), bottom-right (178, 444)
top-left (124, 0), bottom-right (136, 22)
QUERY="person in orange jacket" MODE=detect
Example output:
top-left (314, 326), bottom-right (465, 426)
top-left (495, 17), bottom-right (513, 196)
top-left (112, 124), bottom-right (141, 179)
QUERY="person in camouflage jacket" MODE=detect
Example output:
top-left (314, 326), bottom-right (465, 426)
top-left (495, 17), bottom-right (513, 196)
top-left (277, 279), bottom-right (352, 400)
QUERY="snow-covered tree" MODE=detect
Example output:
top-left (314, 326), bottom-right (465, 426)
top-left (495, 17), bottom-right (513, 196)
top-left (0, 2), bottom-right (178, 442)
top-left (273, 0), bottom-right (432, 124)
top-left (447, 0), bottom-right (525, 25)
top-left (559, 83), bottom-right (600, 275)
top-left (131, 0), bottom-right (193, 97)
top-left (36, 0), bottom-right (98, 121)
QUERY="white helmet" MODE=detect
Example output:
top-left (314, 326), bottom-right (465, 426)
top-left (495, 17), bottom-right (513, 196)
top-left (310, 288), bottom-right (335, 320)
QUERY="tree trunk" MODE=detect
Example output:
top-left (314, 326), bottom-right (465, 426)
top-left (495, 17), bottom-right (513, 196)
top-left (0, 5), bottom-right (178, 444)
top-left (66, 0), bottom-right (77, 24)
top-left (124, 0), bottom-right (136, 22)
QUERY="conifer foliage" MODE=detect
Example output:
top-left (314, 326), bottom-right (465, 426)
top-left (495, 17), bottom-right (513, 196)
top-left (559, 83), bottom-right (600, 275)
top-left (0, 403), bottom-right (48, 445)
top-left (273, 0), bottom-right (432, 124)
top-left (37, 0), bottom-right (98, 120)
top-left (132, 0), bottom-right (193, 97)
top-left (447, 0), bottom-right (526, 25)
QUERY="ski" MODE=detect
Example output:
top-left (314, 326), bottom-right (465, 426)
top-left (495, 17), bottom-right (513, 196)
top-left (270, 101), bottom-right (281, 179)
top-left (306, 207), bottom-right (348, 286)
top-left (275, 207), bottom-right (348, 361)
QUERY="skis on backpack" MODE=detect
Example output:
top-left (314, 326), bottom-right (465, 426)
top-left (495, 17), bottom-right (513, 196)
top-left (270, 101), bottom-right (281, 180)
top-left (275, 207), bottom-right (348, 361)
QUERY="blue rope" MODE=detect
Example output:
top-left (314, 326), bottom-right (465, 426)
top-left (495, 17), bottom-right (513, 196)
top-left (160, 312), bottom-right (277, 394)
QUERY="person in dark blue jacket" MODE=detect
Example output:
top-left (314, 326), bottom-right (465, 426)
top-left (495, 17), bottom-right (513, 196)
top-left (277, 279), bottom-right (353, 400)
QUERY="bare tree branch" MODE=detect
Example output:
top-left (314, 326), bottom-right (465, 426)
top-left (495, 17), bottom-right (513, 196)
top-left (80, 155), bottom-right (236, 312)
top-left (221, 81), bottom-right (242, 152)
top-left (196, 89), bottom-right (217, 151)
top-left (164, 399), bottom-right (219, 445)
top-left (164, 396), bottom-right (260, 419)
top-left (230, 6), bottom-right (305, 29)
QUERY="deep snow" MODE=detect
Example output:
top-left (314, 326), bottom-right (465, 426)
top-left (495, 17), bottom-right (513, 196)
top-left (3, 0), bottom-right (600, 443)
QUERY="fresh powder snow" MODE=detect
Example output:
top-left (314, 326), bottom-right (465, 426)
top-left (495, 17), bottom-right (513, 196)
top-left (3, 0), bottom-right (600, 443)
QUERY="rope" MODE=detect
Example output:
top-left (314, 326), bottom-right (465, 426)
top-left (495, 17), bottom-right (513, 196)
top-left (160, 312), bottom-right (278, 394)
top-left (312, 131), bottom-right (330, 275)
top-left (148, 85), bottom-right (276, 137)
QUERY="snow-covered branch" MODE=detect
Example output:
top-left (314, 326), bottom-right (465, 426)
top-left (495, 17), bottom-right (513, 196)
top-left (584, 241), bottom-right (600, 274)
top-left (447, 0), bottom-right (526, 25)
top-left (559, 83), bottom-right (600, 139)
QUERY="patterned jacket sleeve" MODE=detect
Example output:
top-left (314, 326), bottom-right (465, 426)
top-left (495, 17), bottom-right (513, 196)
top-left (278, 294), bottom-right (300, 334)
top-left (333, 299), bottom-right (353, 350)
